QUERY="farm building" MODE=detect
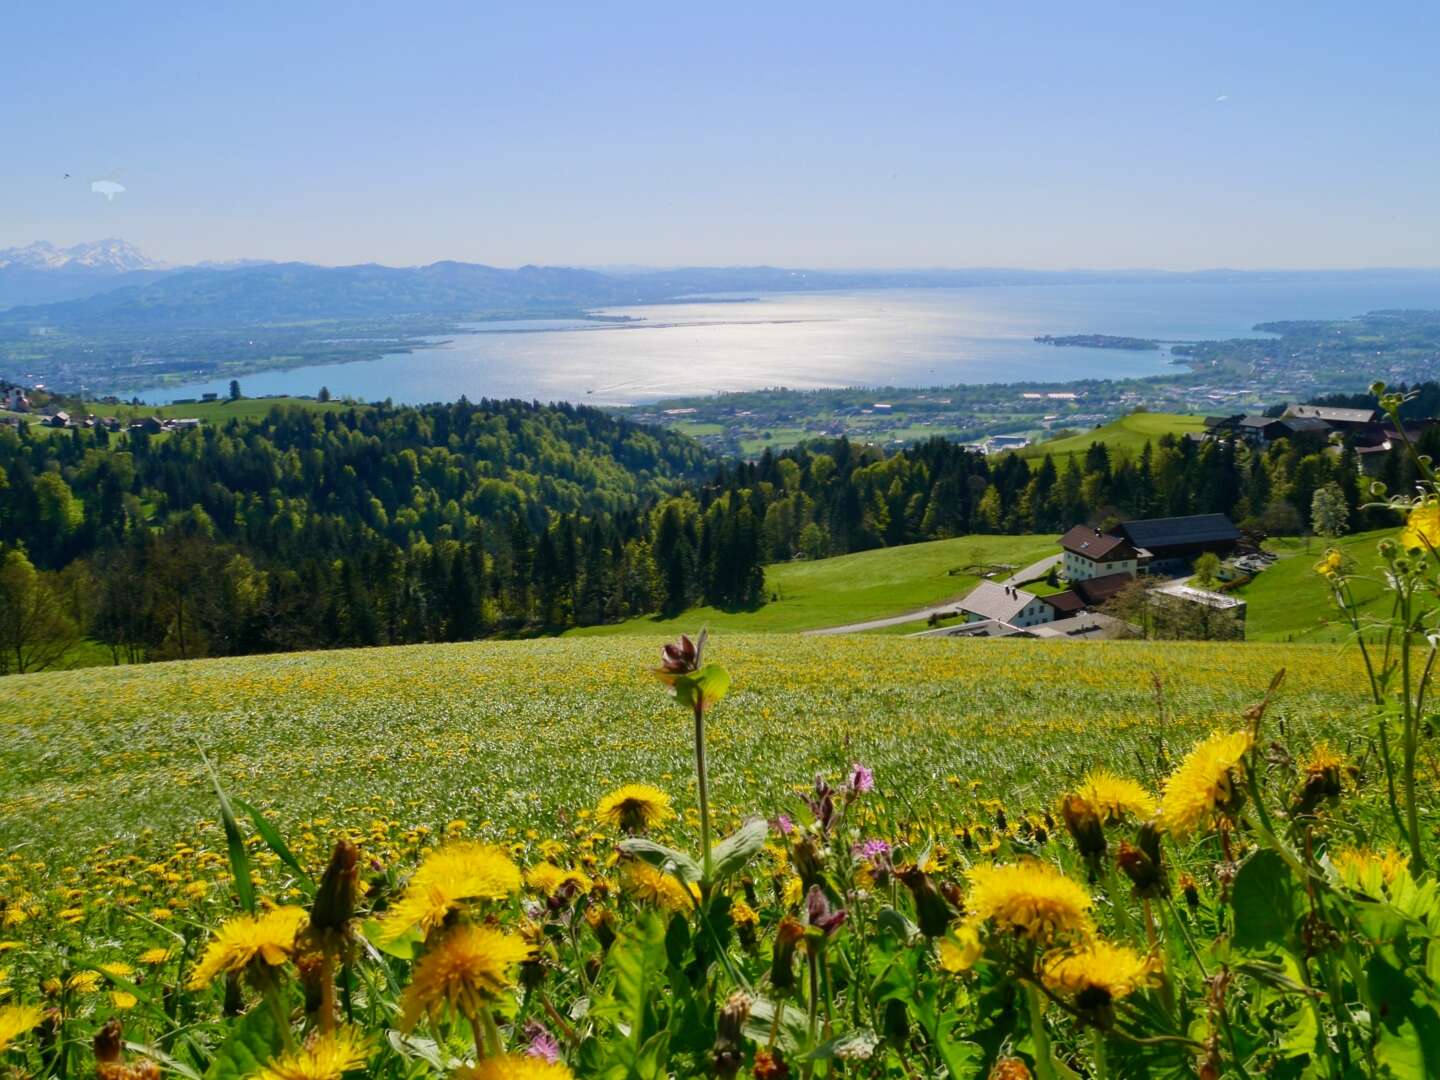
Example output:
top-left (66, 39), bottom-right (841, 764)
top-left (1115, 514), bottom-right (1240, 571)
top-left (1058, 525), bottom-right (1144, 581)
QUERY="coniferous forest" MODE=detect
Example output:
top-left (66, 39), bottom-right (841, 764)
top-left (1, 392), bottom-right (1433, 667)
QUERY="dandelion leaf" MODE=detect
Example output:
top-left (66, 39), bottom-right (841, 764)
top-left (202, 1000), bottom-right (284, 1080)
top-left (1231, 848), bottom-right (1300, 953)
top-left (708, 817), bottom-right (768, 884)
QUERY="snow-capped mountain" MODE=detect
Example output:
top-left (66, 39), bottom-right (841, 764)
top-left (0, 238), bottom-right (158, 272)
top-left (0, 239), bottom-right (168, 310)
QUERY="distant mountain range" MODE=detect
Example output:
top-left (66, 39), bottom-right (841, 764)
top-left (0, 239), bottom-right (172, 308)
top-left (4, 238), bottom-right (1440, 330)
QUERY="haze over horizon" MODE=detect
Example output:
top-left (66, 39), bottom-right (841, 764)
top-left (5, 2), bottom-right (1439, 271)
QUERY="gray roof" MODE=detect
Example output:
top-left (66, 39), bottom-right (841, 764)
top-left (959, 581), bottom-right (1037, 623)
top-left (1117, 514), bottom-right (1240, 551)
top-left (1285, 404), bottom-right (1376, 424)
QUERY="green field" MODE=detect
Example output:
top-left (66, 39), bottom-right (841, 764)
top-left (89, 395), bottom-right (364, 421)
top-left (572, 534), bottom-right (1057, 635)
top-left (1018, 411), bottom-right (1207, 465)
top-left (0, 633), bottom-right (1370, 864)
top-left (1240, 528), bottom-right (1432, 643)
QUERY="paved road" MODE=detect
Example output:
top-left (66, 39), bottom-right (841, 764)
top-left (804, 552), bottom-right (1062, 636)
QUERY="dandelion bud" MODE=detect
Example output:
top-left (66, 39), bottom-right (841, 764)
top-left (712, 991), bottom-right (752, 1079)
top-left (753, 1048), bottom-right (791, 1080)
top-left (989, 1057), bottom-right (1034, 1080)
top-left (311, 839), bottom-right (360, 936)
top-left (882, 997), bottom-right (910, 1046)
top-left (1370, 380), bottom-right (1387, 397)
top-left (94, 1018), bottom-right (124, 1066)
top-left (770, 916), bottom-right (805, 992)
top-left (1060, 794), bottom-right (1107, 865)
top-left (1117, 823), bottom-right (1169, 899)
top-left (897, 865), bottom-right (954, 938)
top-left (789, 836), bottom-right (825, 892)
top-left (1179, 872), bottom-right (1201, 910)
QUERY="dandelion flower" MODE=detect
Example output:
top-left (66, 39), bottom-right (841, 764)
top-left (595, 785), bottom-right (675, 834)
top-left (137, 948), bottom-right (172, 966)
top-left (109, 991), bottom-right (138, 1010)
top-left (0, 1003), bottom-right (44, 1053)
top-left (621, 862), bottom-right (697, 912)
top-left (250, 1027), bottom-right (372, 1080)
top-left (379, 843), bottom-right (520, 943)
top-left (454, 1056), bottom-right (574, 1080)
top-left (1402, 501), bottom-right (1440, 552)
top-left (399, 924), bottom-right (531, 1029)
top-left (524, 864), bottom-right (589, 897)
top-left (188, 906), bottom-right (308, 989)
top-left (1041, 939), bottom-right (1159, 1007)
top-left (66, 971), bottom-right (102, 993)
top-left (1333, 846), bottom-right (1408, 892)
top-left (1159, 730), bottom-right (1253, 837)
top-left (965, 860), bottom-right (1093, 945)
top-left (938, 922), bottom-right (982, 973)
top-left (1314, 550), bottom-right (1344, 578)
top-left (1077, 769), bottom-right (1157, 824)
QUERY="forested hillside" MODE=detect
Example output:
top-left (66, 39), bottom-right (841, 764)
top-left (0, 392), bottom-right (1425, 669)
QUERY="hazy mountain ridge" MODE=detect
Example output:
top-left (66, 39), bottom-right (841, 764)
top-left (7, 244), bottom-right (1440, 329)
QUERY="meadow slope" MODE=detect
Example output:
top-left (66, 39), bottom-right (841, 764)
top-left (1, 634), bottom-right (1371, 863)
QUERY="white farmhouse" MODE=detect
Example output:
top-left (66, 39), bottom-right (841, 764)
top-left (1058, 525), bottom-right (1144, 582)
top-left (958, 581), bottom-right (1055, 629)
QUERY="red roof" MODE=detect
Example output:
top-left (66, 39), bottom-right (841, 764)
top-left (1073, 572), bottom-right (1136, 607)
top-left (1059, 525), bottom-right (1137, 562)
top-left (1039, 590), bottom-right (1086, 615)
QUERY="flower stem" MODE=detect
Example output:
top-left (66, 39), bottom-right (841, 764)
top-left (1024, 981), bottom-right (1058, 1080)
top-left (693, 697), bottom-right (714, 883)
top-left (1090, 1026), bottom-right (1110, 1080)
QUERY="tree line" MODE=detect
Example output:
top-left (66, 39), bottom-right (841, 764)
top-left (1, 390), bottom-right (1428, 671)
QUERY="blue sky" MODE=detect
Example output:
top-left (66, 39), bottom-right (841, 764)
top-left (4, 2), bottom-right (1438, 269)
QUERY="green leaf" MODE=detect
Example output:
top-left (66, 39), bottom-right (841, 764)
top-left (671, 664), bottom-right (730, 712)
top-left (593, 913), bottom-right (671, 1079)
top-left (200, 749), bottom-right (255, 914)
top-left (202, 1001), bottom-right (284, 1080)
top-left (125, 1043), bottom-right (201, 1080)
top-left (234, 798), bottom-right (314, 893)
top-left (1368, 954), bottom-right (1440, 1080)
top-left (708, 817), bottom-right (768, 884)
top-left (875, 906), bottom-right (920, 945)
top-left (360, 918), bottom-right (423, 960)
top-left (807, 1029), bottom-right (880, 1062)
top-left (744, 997), bottom-right (808, 1053)
top-left (1232, 848), bottom-right (1299, 953)
top-left (616, 839), bottom-right (703, 885)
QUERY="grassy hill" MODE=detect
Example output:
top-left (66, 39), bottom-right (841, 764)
top-left (1018, 411), bottom-right (1207, 466)
top-left (1240, 528), bottom-right (1431, 643)
top-left (572, 534), bottom-right (1057, 635)
top-left (0, 633), bottom-right (1370, 866)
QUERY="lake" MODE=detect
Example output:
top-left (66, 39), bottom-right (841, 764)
top-left (143, 277), bottom-right (1440, 405)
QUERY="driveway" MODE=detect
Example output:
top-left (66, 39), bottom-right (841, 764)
top-left (805, 552), bottom-right (1062, 636)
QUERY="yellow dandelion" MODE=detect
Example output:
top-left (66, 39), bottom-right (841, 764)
top-left (1333, 846), bottom-right (1409, 892)
top-left (1076, 769), bottom-right (1157, 824)
top-left (66, 971), bottom-right (102, 993)
top-left (1301, 742), bottom-right (1345, 776)
top-left (138, 947), bottom-right (173, 966)
top-left (109, 991), bottom-right (138, 1010)
top-left (965, 860), bottom-right (1093, 945)
top-left (524, 864), bottom-right (589, 898)
top-left (621, 862), bottom-right (697, 912)
top-left (378, 843), bottom-right (520, 943)
top-left (595, 785), bottom-right (675, 833)
top-left (1402, 501), bottom-right (1440, 552)
top-left (730, 900), bottom-right (759, 927)
top-left (1314, 549), bottom-right (1344, 578)
top-left (187, 906), bottom-right (308, 989)
top-left (0, 1003), bottom-right (44, 1053)
top-left (938, 922), bottom-right (983, 973)
top-left (100, 963), bottom-right (136, 980)
top-left (454, 1055), bottom-right (574, 1080)
top-left (1041, 939), bottom-right (1159, 1006)
top-left (250, 1027), bottom-right (372, 1080)
top-left (0, 942), bottom-right (20, 954)
top-left (781, 875), bottom-right (804, 908)
top-left (399, 924), bottom-right (531, 1030)
top-left (1159, 730), bottom-right (1253, 837)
